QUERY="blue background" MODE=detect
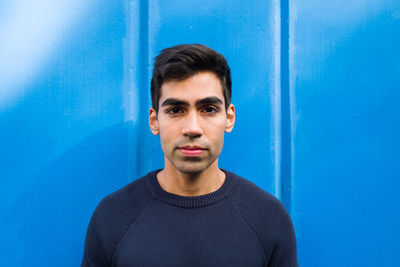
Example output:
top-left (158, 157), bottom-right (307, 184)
top-left (1, 0), bottom-right (399, 266)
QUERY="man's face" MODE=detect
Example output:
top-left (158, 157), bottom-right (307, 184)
top-left (149, 71), bottom-right (235, 175)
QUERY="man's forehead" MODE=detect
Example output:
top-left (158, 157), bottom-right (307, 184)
top-left (158, 72), bottom-right (225, 105)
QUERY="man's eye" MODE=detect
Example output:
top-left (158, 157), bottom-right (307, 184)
top-left (202, 106), bottom-right (218, 113)
top-left (166, 107), bottom-right (183, 115)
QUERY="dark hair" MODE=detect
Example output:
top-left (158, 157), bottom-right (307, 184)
top-left (151, 44), bottom-right (231, 112)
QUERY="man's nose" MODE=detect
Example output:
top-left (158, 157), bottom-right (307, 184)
top-left (182, 111), bottom-right (203, 138)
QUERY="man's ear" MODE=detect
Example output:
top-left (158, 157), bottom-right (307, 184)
top-left (225, 104), bottom-right (235, 133)
top-left (149, 107), bottom-right (160, 135)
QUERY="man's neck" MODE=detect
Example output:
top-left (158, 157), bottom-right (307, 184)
top-left (156, 161), bottom-right (226, 197)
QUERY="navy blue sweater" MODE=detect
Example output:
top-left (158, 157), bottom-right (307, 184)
top-left (81, 170), bottom-right (298, 266)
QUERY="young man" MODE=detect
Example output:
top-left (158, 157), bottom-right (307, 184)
top-left (81, 44), bottom-right (298, 266)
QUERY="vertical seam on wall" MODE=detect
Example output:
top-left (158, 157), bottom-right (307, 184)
top-left (124, 0), bottom-right (141, 182)
top-left (137, 0), bottom-right (149, 177)
top-left (273, 0), bottom-right (282, 201)
top-left (280, 0), bottom-right (292, 213)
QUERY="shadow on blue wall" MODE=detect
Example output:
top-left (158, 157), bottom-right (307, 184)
top-left (7, 123), bottom-right (135, 266)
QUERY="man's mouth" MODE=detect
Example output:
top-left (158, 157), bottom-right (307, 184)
top-left (178, 145), bottom-right (206, 156)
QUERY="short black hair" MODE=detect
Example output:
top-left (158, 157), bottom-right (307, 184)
top-left (151, 44), bottom-right (231, 113)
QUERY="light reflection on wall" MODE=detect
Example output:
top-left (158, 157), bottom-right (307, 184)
top-left (0, 0), bottom-right (89, 110)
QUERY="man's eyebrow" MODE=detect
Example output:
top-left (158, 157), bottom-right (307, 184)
top-left (161, 98), bottom-right (189, 107)
top-left (195, 97), bottom-right (224, 106)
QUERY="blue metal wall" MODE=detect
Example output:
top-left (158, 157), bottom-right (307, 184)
top-left (1, 0), bottom-right (399, 266)
top-left (290, 1), bottom-right (400, 266)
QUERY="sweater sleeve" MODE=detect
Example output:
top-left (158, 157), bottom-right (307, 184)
top-left (265, 203), bottom-right (298, 267)
top-left (229, 173), bottom-right (298, 267)
top-left (80, 176), bottom-right (154, 267)
top-left (81, 214), bottom-right (110, 267)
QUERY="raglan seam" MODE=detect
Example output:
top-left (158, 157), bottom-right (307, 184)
top-left (229, 197), bottom-right (268, 264)
top-left (111, 198), bottom-right (155, 266)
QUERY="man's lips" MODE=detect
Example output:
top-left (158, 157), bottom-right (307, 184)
top-left (178, 145), bottom-right (206, 156)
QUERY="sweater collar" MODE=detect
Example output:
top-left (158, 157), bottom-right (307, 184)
top-left (146, 169), bottom-right (237, 208)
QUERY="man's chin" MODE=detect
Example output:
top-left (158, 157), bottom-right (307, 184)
top-left (174, 162), bottom-right (210, 175)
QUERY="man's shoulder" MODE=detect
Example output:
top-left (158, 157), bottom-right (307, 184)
top-left (82, 171), bottom-right (157, 266)
top-left (227, 170), bottom-right (293, 233)
top-left (92, 171), bottom-right (155, 223)
top-left (102, 173), bottom-right (149, 203)
top-left (227, 170), bottom-right (284, 209)
top-left (227, 170), bottom-right (298, 265)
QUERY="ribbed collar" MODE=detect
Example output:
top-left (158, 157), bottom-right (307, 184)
top-left (145, 169), bottom-right (237, 208)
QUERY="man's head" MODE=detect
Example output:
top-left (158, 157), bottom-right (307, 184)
top-left (149, 44), bottom-right (235, 175)
top-left (151, 44), bottom-right (232, 113)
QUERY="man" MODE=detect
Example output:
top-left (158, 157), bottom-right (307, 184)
top-left (81, 44), bottom-right (298, 266)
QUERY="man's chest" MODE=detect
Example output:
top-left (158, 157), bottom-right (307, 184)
top-left (112, 201), bottom-right (266, 267)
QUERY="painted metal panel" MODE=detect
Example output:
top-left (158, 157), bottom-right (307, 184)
top-left (290, 1), bottom-right (400, 266)
top-left (1, 1), bottom-right (131, 266)
top-left (1, 0), bottom-right (282, 266)
top-left (2, 0), bottom-right (398, 266)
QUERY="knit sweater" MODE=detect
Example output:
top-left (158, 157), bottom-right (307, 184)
top-left (81, 170), bottom-right (298, 267)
